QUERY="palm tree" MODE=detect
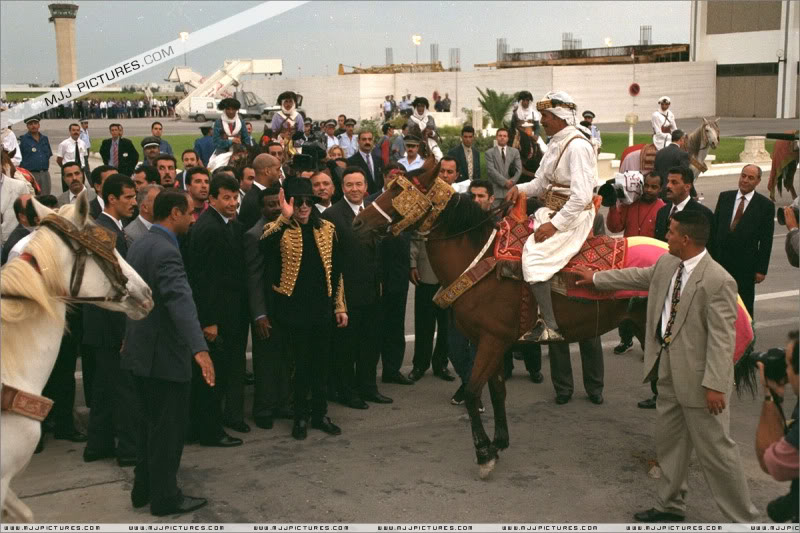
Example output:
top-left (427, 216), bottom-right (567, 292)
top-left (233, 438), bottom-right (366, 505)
top-left (476, 87), bottom-right (516, 128)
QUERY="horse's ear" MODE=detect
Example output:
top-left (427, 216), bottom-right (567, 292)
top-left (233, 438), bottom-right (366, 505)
top-left (702, 117), bottom-right (708, 124)
top-left (73, 189), bottom-right (90, 228)
top-left (714, 117), bottom-right (721, 123)
top-left (31, 197), bottom-right (55, 222)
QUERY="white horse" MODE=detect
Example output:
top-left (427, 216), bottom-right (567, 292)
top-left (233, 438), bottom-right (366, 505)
top-left (0, 191), bottom-right (153, 522)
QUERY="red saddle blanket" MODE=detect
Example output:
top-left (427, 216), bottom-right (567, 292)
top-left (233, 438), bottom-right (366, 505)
top-left (492, 196), bottom-right (627, 300)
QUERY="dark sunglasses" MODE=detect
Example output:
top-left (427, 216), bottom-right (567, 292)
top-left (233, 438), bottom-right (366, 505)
top-left (290, 196), bottom-right (315, 207)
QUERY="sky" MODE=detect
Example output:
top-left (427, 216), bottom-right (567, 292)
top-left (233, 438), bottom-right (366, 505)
top-left (0, 1), bottom-right (690, 86)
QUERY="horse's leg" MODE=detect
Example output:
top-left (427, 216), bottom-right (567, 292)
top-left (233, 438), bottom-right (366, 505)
top-left (466, 336), bottom-right (506, 479)
top-left (488, 369), bottom-right (509, 451)
top-left (3, 489), bottom-right (33, 523)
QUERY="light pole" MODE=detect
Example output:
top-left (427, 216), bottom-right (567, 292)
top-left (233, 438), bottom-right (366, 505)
top-left (412, 34), bottom-right (422, 64)
top-left (179, 31), bottom-right (189, 66)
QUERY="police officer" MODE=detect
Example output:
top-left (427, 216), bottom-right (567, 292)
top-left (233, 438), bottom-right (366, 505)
top-left (18, 116), bottom-right (53, 194)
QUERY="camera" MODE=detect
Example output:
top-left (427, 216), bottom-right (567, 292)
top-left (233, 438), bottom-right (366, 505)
top-left (776, 206), bottom-right (799, 226)
top-left (753, 347), bottom-right (788, 384)
top-left (597, 171), bottom-right (644, 208)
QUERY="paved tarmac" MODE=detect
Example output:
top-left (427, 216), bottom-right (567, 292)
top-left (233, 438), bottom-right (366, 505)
top-left (11, 169), bottom-right (799, 524)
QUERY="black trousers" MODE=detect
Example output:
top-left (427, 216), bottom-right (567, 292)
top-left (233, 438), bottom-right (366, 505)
top-left (285, 323), bottom-right (330, 420)
top-left (548, 337), bottom-right (604, 397)
top-left (732, 273), bottom-right (756, 318)
top-left (43, 315), bottom-right (81, 434)
top-left (131, 375), bottom-right (190, 514)
top-left (505, 344), bottom-right (542, 376)
top-left (85, 345), bottom-right (138, 457)
top-left (251, 323), bottom-right (292, 419)
top-left (334, 303), bottom-right (381, 398)
top-left (380, 288), bottom-right (409, 376)
top-left (618, 319), bottom-right (637, 344)
top-left (81, 349), bottom-right (96, 409)
top-left (412, 282), bottom-right (449, 373)
top-left (218, 315), bottom-right (249, 425)
top-left (189, 340), bottom-right (226, 442)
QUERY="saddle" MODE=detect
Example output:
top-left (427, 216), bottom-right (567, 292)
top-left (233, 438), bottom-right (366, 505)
top-left (640, 143), bottom-right (658, 174)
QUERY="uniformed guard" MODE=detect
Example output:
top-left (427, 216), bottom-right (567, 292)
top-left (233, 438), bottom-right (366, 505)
top-left (19, 115), bottom-right (53, 195)
top-left (651, 96), bottom-right (677, 150)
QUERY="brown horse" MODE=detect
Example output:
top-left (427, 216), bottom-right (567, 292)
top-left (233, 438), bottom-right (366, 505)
top-left (352, 160), bottom-right (649, 479)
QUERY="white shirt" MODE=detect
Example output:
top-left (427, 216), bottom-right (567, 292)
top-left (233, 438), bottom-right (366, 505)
top-left (325, 135), bottom-right (339, 149)
top-left (398, 156), bottom-right (423, 172)
top-left (731, 190), bottom-right (754, 225)
top-left (8, 229), bottom-right (36, 263)
top-left (345, 198), bottom-right (364, 217)
top-left (100, 211), bottom-right (122, 231)
top-left (211, 206), bottom-right (230, 224)
top-left (338, 133), bottom-right (358, 158)
top-left (57, 137), bottom-right (89, 163)
top-left (452, 180), bottom-right (471, 194)
top-left (660, 250), bottom-right (707, 338)
top-left (316, 203), bottom-right (330, 213)
top-left (669, 195), bottom-right (691, 216)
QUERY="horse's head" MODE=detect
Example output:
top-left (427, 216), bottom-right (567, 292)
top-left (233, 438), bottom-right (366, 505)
top-left (702, 117), bottom-right (720, 149)
top-left (30, 191), bottom-right (153, 319)
top-left (353, 156), bottom-right (440, 237)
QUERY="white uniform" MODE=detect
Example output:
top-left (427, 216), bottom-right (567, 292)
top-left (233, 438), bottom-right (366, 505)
top-left (516, 126), bottom-right (596, 283)
top-left (651, 109), bottom-right (677, 150)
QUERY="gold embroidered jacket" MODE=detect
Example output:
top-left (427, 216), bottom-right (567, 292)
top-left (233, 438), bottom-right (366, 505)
top-left (260, 214), bottom-right (347, 314)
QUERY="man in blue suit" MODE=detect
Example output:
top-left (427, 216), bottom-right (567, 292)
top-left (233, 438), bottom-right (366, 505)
top-left (121, 189), bottom-right (214, 517)
top-left (193, 125), bottom-right (215, 168)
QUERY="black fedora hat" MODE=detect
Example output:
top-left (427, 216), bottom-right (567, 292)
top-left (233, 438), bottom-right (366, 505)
top-left (517, 90), bottom-right (533, 101)
top-left (283, 176), bottom-right (320, 203)
top-left (412, 96), bottom-right (429, 109)
top-left (277, 91), bottom-right (298, 105)
top-left (217, 97), bottom-right (240, 111)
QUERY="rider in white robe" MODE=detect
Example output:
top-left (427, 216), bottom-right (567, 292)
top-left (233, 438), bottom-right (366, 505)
top-left (651, 96), bottom-right (677, 150)
top-left (507, 91), bottom-right (597, 342)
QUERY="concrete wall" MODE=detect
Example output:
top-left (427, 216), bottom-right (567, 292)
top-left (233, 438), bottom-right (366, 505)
top-left (245, 61), bottom-right (716, 124)
top-left (691, 0), bottom-right (799, 117)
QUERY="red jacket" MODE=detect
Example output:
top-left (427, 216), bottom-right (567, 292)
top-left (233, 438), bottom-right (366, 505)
top-left (606, 198), bottom-right (665, 238)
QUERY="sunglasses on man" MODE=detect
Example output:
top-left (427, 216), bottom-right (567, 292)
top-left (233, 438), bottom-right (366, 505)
top-left (289, 196), bottom-right (315, 207)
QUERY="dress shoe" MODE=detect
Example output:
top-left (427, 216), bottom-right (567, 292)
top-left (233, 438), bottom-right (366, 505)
top-left (225, 421), bottom-right (251, 433)
top-left (198, 434), bottom-right (243, 447)
top-left (83, 447), bottom-right (115, 463)
top-left (341, 397), bottom-right (369, 409)
top-left (637, 396), bottom-right (657, 409)
top-left (407, 368), bottom-right (425, 382)
top-left (151, 495), bottom-right (208, 517)
top-left (450, 384), bottom-right (466, 405)
top-left (292, 419), bottom-right (307, 440)
top-left (254, 416), bottom-right (274, 430)
top-left (131, 487), bottom-right (149, 509)
top-left (382, 372), bottom-right (414, 385)
top-left (433, 368), bottom-right (456, 382)
top-left (555, 394), bottom-right (572, 405)
top-left (529, 371), bottom-right (544, 383)
top-left (588, 394), bottom-right (604, 405)
top-left (477, 398), bottom-right (485, 413)
top-left (362, 392), bottom-right (393, 404)
top-left (54, 429), bottom-right (88, 443)
top-left (311, 416), bottom-right (341, 436)
top-left (633, 508), bottom-right (684, 523)
top-left (613, 340), bottom-right (634, 354)
top-left (244, 371), bottom-right (255, 386)
top-left (117, 456), bottom-right (137, 467)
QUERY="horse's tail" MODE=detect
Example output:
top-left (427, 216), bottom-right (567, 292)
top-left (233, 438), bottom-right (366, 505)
top-left (734, 344), bottom-right (759, 398)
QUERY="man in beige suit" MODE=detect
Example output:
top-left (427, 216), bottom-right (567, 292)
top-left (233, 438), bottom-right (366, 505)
top-left (575, 210), bottom-right (759, 523)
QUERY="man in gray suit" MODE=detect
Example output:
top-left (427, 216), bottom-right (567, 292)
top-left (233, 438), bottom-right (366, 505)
top-left (242, 185), bottom-right (292, 429)
top-left (124, 184), bottom-right (163, 244)
top-left (575, 210), bottom-right (759, 523)
top-left (121, 189), bottom-right (214, 517)
top-left (484, 128), bottom-right (521, 204)
top-left (56, 161), bottom-right (96, 208)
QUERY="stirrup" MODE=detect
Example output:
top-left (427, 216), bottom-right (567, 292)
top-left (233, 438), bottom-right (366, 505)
top-left (519, 319), bottom-right (564, 343)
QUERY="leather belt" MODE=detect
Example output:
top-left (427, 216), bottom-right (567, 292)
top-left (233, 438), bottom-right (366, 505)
top-left (542, 189), bottom-right (593, 213)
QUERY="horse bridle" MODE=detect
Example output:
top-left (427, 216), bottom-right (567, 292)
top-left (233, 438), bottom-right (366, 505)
top-left (6, 214), bottom-right (131, 304)
top-left (700, 122), bottom-right (719, 151)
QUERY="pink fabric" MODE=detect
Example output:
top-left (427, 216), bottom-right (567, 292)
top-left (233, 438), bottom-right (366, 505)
top-left (764, 438), bottom-right (800, 482)
top-left (563, 236), bottom-right (754, 362)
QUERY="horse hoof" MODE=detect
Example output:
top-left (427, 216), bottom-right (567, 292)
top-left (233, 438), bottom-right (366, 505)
top-left (493, 438), bottom-right (509, 451)
top-left (479, 458), bottom-right (496, 480)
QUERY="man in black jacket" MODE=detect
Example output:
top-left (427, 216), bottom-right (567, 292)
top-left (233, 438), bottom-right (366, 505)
top-left (346, 130), bottom-right (384, 195)
top-left (654, 167), bottom-right (714, 250)
top-left (186, 175), bottom-right (249, 443)
top-left (323, 167), bottom-right (392, 408)
top-left (238, 153), bottom-right (282, 231)
top-left (121, 189), bottom-right (213, 517)
top-left (83, 174), bottom-right (139, 466)
top-left (711, 164), bottom-right (774, 316)
top-left (448, 125), bottom-right (481, 183)
top-left (653, 130), bottom-right (689, 188)
top-left (99, 123), bottom-right (139, 176)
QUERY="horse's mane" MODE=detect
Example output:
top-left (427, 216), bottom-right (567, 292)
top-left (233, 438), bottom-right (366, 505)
top-left (1, 225), bottom-right (69, 380)
top-left (434, 193), bottom-right (496, 248)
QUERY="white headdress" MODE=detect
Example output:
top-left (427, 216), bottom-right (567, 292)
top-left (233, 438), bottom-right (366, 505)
top-left (536, 91), bottom-right (577, 125)
top-left (658, 96), bottom-right (671, 104)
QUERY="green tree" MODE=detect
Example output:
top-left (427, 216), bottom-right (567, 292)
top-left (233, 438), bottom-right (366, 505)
top-left (476, 87), bottom-right (516, 128)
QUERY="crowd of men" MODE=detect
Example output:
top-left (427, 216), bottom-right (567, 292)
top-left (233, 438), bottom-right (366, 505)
top-left (0, 89), bottom-right (797, 522)
top-left (3, 96), bottom-right (181, 120)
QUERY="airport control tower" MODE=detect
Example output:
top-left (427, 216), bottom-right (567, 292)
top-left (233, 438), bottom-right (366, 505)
top-left (48, 3), bottom-right (79, 85)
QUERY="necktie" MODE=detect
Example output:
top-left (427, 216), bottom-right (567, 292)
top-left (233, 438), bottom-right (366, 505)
top-left (730, 196), bottom-right (747, 230)
top-left (669, 205), bottom-right (677, 220)
top-left (75, 140), bottom-right (81, 164)
top-left (662, 262), bottom-right (684, 346)
top-left (111, 140), bottom-right (119, 167)
top-left (365, 153), bottom-right (374, 179)
top-left (358, 205), bottom-right (364, 214)
top-left (501, 147), bottom-right (506, 166)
